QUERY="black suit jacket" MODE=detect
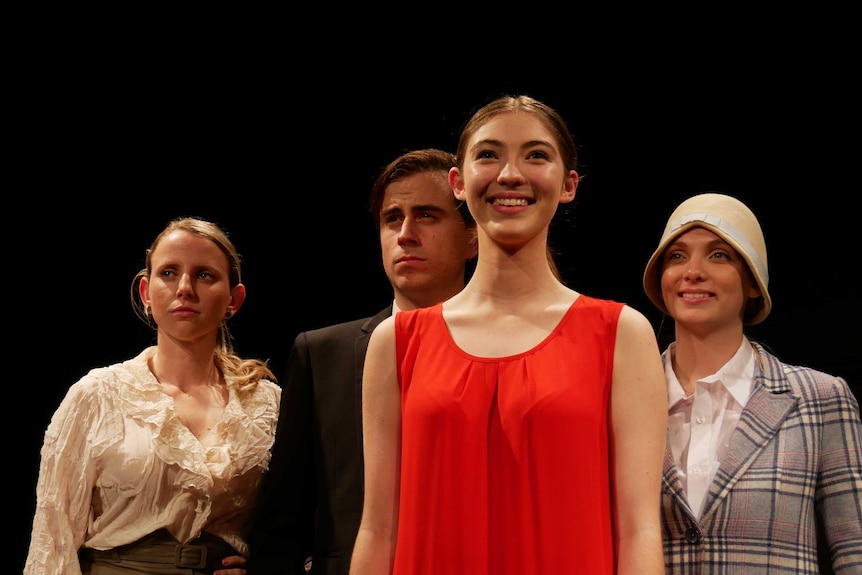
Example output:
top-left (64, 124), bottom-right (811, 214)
top-left (247, 306), bottom-right (391, 575)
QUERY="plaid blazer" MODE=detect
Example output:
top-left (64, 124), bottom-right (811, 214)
top-left (660, 342), bottom-right (862, 574)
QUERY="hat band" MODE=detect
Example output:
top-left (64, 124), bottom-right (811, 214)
top-left (670, 212), bottom-right (769, 287)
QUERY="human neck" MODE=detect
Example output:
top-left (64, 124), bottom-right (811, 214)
top-left (150, 340), bottom-right (221, 393)
top-left (467, 254), bottom-right (562, 303)
top-left (395, 282), bottom-right (465, 312)
top-left (671, 326), bottom-right (745, 385)
top-left (469, 239), bottom-right (559, 297)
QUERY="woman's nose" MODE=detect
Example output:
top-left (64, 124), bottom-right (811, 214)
top-left (177, 273), bottom-right (195, 296)
top-left (684, 265), bottom-right (704, 281)
top-left (497, 161), bottom-right (525, 186)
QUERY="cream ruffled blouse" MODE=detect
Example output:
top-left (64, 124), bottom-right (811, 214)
top-left (25, 346), bottom-right (281, 575)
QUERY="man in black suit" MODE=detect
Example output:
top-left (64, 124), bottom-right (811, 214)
top-left (247, 148), bottom-right (478, 574)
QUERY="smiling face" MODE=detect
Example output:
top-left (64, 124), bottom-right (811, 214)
top-left (449, 110), bottom-right (577, 251)
top-left (140, 229), bottom-right (243, 346)
top-left (660, 227), bottom-right (761, 334)
top-left (379, 170), bottom-right (478, 309)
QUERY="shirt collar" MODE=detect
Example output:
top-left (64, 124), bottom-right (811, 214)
top-left (720, 336), bottom-right (756, 406)
top-left (665, 345), bottom-right (687, 409)
top-left (666, 336), bottom-right (756, 410)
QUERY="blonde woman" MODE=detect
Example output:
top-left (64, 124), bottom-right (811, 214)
top-left (26, 217), bottom-right (280, 575)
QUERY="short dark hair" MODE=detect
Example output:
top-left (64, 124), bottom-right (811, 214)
top-left (369, 148), bottom-right (472, 230)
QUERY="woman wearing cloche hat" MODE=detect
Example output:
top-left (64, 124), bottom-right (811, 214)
top-left (643, 192), bottom-right (862, 573)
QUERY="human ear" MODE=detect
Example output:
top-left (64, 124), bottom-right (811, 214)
top-left (139, 277), bottom-right (150, 307)
top-left (449, 167), bottom-right (466, 201)
top-left (228, 283), bottom-right (246, 316)
top-left (559, 170), bottom-right (579, 204)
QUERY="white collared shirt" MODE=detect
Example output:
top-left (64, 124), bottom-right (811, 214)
top-left (666, 337), bottom-right (755, 520)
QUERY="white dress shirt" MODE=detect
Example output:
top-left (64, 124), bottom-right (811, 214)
top-left (666, 337), bottom-right (755, 520)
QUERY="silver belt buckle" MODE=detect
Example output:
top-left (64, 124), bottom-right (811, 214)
top-left (175, 543), bottom-right (208, 569)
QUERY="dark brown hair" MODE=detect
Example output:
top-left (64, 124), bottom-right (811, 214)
top-left (455, 95), bottom-right (577, 282)
top-left (455, 95), bottom-right (578, 173)
top-left (369, 148), bottom-right (473, 230)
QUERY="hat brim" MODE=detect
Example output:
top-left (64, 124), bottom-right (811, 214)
top-left (643, 220), bottom-right (771, 325)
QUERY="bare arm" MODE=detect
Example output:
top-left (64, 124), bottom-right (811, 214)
top-left (610, 306), bottom-right (667, 575)
top-left (350, 316), bottom-right (402, 575)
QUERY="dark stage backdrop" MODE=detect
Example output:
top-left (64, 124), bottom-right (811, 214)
top-left (17, 53), bottom-right (859, 568)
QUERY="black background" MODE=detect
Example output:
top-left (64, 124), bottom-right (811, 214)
top-left (17, 25), bottom-right (860, 570)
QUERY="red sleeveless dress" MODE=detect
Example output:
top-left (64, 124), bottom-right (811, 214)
top-left (392, 296), bottom-right (623, 574)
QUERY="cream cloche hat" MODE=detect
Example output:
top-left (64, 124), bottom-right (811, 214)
top-left (643, 192), bottom-right (771, 325)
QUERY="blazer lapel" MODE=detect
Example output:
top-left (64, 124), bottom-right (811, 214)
top-left (662, 443), bottom-right (694, 517)
top-left (700, 343), bottom-right (797, 519)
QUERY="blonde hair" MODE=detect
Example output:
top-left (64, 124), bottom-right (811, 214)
top-left (130, 217), bottom-right (275, 390)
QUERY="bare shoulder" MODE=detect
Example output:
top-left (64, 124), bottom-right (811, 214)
top-left (369, 314), bottom-right (396, 341)
top-left (616, 304), bottom-right (657, 340)
top-left (612, 305), bottom-right (664, 396)
top-left (366, 315), bottom-right (397, 359)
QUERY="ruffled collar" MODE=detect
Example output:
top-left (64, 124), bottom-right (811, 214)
top-left (114, 347), bottom-right (274, 482)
